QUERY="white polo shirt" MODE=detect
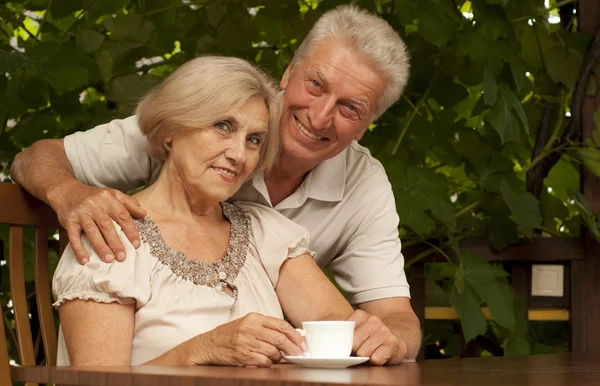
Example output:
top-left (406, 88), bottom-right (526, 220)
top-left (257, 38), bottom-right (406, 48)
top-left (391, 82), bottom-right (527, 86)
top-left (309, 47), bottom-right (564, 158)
top-left (64, 116), bottom-right (410, 305)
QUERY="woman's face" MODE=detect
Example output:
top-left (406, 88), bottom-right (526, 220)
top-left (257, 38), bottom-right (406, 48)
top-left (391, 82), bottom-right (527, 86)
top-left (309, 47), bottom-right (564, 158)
top-left (168, 96), bottom-right (269, 203)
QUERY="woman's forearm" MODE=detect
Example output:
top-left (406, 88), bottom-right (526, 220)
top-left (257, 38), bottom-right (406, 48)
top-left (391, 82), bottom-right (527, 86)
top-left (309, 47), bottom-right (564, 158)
top-left (143, 334), bottom-right (207, 366)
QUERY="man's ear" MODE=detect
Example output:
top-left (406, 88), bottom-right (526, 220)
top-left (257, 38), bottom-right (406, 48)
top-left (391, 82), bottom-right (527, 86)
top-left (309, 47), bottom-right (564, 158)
top-left (354, 126), bottom-right (370, 141)
top-left (280, 62), bottom-right (294, 90)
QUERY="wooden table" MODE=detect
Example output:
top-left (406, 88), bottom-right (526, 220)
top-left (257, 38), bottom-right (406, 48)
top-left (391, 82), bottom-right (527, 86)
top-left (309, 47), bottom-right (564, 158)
top-left (11, 353), bottom-right (600, 386)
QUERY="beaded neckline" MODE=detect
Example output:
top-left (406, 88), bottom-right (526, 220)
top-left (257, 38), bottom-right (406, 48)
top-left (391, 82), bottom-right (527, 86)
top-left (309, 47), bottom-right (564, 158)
top-left (133, 202), bottom-right (250, 297)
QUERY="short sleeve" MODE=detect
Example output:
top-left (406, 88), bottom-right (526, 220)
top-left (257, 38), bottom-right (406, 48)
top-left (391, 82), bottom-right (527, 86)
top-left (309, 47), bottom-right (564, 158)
top-left (328, 183), bottom-right (411, 305)
top-left (64, 115), bottom-right (161, 191)
top-left (240, 202), bottom-right (315, 287)
top-left (52, 222), bottom-right (152, 308)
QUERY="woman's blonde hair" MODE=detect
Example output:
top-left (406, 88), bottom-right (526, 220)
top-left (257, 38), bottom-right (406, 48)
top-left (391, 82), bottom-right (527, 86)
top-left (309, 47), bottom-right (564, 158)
top-left (136, 55), bottom-right (281, 173)
top-left (294, 5), bottom-right (410, 120)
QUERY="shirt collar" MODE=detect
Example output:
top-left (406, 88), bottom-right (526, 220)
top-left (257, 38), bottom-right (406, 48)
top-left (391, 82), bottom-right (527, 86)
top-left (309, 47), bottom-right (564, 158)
top-left (305, 149), bottom-right (346, 202)
top-left (249, 148), bottom-right (347, 207)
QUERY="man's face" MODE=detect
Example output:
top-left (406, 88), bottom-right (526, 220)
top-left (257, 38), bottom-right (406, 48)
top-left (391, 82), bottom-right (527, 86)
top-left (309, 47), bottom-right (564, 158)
top-left (279, 39), bottom-right (386, 166)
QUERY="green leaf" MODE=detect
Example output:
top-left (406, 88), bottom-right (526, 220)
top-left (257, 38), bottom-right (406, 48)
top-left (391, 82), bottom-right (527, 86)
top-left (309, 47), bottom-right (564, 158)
top-left (406, 167), bottom-right (456, 225)
top-left (395, 189), bottom-right (437, 235)
top-left (488, 95), bottom-right (520, 144)
top-left (503, 86), bottom-right (529, 134)
top-left (568, 188), bottom-right (600, 241)
top-left (104, 14), bottom-right (143, 38)
top-left (95, 51), bottom-right (113, 82)
top-left (488, 215), bottom-right (520, 251)
top-left (509, 57), bottom-right (528, 95)
top-left (484, 68), bottom-right (497, 105)
top-left (472, 0), bottom-right (510, 40)
top-left (499, 180), bottom-right (542, 236)
top-left (447, 284), bottom-right (487, 342)
top-left (0, 49), bottom-right (30, 73)
top-left (504, 297), bottom-right (530, 356)
top-left (577, 147), bottom-right (600, 178)
top-left (540, 190), bottom-right (569, 230)
top-left (545, 45), bottom-right (584, 90)
top-left (458, 251), bottom-right (515, 330)
top-left (473, 280), bottom-right (515, 330)
top-left (76, 30), bottom-right (105, 53)
top-left (418, 1), bottom-right (460, 47)
top-left (45, 66), bottom-right (89, 95)
top-left (545, 159), bottom-right (579, 200)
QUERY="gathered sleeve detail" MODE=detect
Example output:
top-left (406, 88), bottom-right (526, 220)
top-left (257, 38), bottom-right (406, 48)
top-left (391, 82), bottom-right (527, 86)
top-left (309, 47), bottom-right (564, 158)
top-left (52, 221), bottom-right (152, 309)
top-left (238, 201), bottom-right (316, 288)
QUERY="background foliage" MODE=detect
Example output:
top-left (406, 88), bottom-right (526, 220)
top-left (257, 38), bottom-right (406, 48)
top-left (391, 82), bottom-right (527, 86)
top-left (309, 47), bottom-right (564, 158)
top-left (1, 0), bottom-right (599, 362)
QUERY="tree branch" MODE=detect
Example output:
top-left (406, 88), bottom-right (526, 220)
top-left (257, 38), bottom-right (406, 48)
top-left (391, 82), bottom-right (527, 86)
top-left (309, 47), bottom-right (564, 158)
top-left (526, 103), bottom-right (555, 198)
top-left (524, 22), bottom-right (600, 195)
top-left (511, 0), bottom-right (578, 23)
top-left (36, 0), bottom-right (53, 39)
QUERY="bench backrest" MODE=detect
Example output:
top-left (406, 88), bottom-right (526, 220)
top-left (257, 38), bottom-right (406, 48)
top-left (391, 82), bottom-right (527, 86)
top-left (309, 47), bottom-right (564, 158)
top-left (0, 182), bottom-right (66, 384)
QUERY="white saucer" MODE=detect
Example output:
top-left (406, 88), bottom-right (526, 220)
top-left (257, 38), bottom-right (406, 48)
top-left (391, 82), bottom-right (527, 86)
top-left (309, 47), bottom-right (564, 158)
top-left (282, 355), bottom-right (369, 368)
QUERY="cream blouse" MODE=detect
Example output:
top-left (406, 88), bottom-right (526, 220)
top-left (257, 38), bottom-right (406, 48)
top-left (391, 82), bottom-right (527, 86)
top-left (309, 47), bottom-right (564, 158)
top-left (52, 201), bottom-right (314, 366)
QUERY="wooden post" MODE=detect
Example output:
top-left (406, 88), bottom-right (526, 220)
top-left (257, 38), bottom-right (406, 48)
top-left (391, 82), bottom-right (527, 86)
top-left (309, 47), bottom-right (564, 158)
top-left (571, 0), bottom-right (600, 353)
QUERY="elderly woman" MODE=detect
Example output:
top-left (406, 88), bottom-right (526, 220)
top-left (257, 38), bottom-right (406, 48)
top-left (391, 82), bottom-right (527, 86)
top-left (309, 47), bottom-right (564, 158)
top-left (52, 55), bottom-right (353, 367)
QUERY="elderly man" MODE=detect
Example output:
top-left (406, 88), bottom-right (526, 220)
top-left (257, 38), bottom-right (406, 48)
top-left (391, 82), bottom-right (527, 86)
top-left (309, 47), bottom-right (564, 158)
top-left (11, 5), bottom-right (421, 365)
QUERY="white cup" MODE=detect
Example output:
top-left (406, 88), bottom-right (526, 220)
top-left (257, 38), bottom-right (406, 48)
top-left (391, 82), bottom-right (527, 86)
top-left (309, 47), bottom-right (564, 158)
top-left (295, 321), bottom-right (355, 358)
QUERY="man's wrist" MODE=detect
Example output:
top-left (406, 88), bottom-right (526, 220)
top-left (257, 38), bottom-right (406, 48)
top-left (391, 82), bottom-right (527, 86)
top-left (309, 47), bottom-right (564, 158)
top-left (45, 176), bottom-right (82, 211)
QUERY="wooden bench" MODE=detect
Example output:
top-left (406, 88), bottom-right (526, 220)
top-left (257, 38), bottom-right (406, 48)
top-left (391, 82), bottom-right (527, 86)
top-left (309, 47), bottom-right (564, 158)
top-left (0, 181), bottom-right (67, 385)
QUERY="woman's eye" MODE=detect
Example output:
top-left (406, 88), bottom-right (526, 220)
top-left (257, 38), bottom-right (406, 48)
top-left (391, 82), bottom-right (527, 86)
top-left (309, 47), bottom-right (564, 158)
top-left (248, 136), bottom-right (262, 146)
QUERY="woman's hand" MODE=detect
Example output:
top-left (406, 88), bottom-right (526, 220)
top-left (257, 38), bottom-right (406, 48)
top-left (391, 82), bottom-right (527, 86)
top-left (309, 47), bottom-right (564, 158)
top-left (193, 313), bottom-right (304, 367)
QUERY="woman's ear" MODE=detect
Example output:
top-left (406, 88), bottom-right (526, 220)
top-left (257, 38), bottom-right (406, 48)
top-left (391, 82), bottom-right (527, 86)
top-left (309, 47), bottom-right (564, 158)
top-left (165, 135), bottom-right (173, 151)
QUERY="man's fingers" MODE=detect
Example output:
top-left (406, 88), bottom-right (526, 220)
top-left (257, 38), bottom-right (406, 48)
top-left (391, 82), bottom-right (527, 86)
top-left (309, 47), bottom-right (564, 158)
top-left (355, 330), bottom-right (389, 358)
top-left (66, 226), bottom-right (89, 264)
top-left (367, 343), bottom-right (394, 366)
top-left (95, 215), bottom-right (127, 261)
top-left (352, 317), bottom-right (380, 352)
top-left (80, 216), bottom-right (115, 263)
top-left (346, 309), bottom-right (371, 327)
top-left (116, 191), bottom-right (147, 219)
top-left (108, 204), bottom-right (140, 254)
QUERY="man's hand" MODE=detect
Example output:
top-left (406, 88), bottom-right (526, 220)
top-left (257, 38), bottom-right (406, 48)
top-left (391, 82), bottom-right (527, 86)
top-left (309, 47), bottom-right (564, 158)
top-left (347, 309), bottom-right (407, 365)
top-left (49, 181), bottom-right (146, 264)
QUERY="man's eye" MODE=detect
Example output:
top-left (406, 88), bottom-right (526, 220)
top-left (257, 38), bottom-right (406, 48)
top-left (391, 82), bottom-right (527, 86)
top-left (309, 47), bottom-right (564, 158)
top-left (346, 104), bottom-right (357, 112)
top-left (215, 121), bottom-right (231, 131)
top-left (311, 79), bottom-right (321, 88)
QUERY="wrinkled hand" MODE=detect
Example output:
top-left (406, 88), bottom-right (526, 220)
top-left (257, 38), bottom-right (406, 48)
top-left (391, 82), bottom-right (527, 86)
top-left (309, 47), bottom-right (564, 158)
top-left (51, 181), bottom-right (146, 264)
top-left (347, 309), bottom-right (407, 365)
top-left (196, 313), bottom-right (304, 367)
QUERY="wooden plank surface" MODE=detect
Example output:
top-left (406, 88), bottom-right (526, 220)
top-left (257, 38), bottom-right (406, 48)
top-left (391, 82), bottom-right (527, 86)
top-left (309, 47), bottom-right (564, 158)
top-left (572, 0), bottom-right (600, 353)
top-left (34, 228), bottom-right (58, 366)
top-left (404, 237), bottom-right (583, 263)
top-left (0, 182), bottom-right (60, 228)
top-left (8, 226), bottom-right (36, 368)
top-left (10, 353), bottom-right (600, 386)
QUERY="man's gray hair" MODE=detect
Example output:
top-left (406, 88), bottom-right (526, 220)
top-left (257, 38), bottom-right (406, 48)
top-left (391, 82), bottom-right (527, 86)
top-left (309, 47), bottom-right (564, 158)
top-left (294, 5), bottom-right (410, 120)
